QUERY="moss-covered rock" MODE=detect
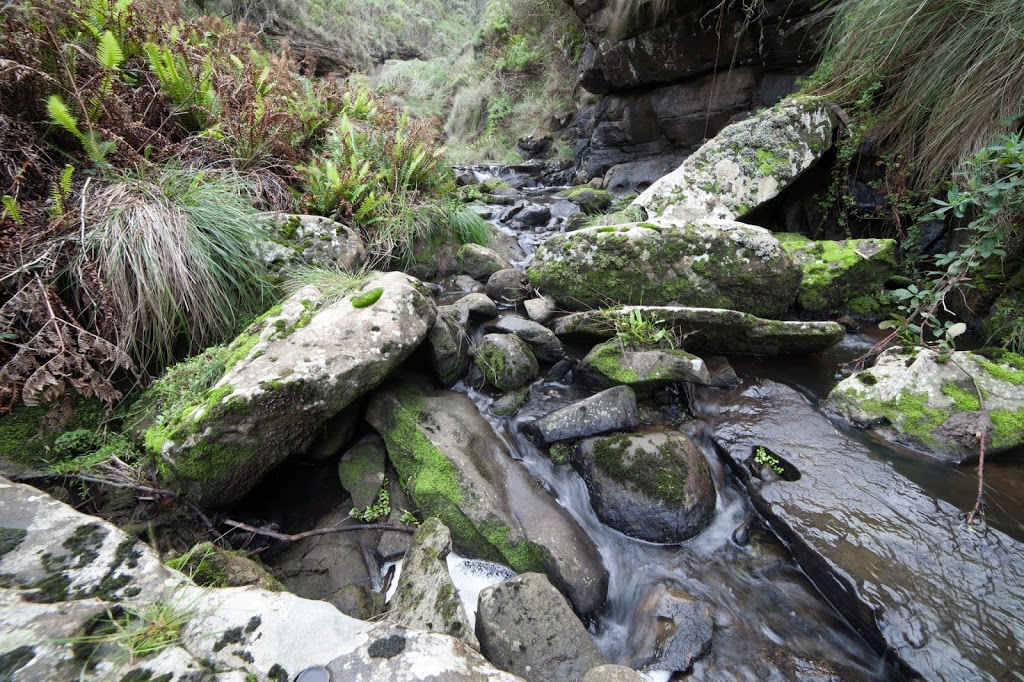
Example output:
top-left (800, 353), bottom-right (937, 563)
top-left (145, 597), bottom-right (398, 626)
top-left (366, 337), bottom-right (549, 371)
top-left (826, 347), bottom-right (1024, 463)
top-left (0, 397), bottom-right (107, 473)
top-left (527, 219), bottom-right (801, 317)
top-left (456, 243), bottom-right (512, 282)
top-left (263, 213), bottom-right (366, 274)
top-left (633, 97), bottom-right (836, 222)
top-left (337, 435), bottom-right (387, 512)
top-left (776, 233), bottom-right (897, 315)
top-left (577, 340), bottom-right (711, 392)
top-left (475, 334), bottom-right (539, 392)
top-left (563, 186), bottom-right (615, 215)
top-left (427, 305), bottom-right (472, 386)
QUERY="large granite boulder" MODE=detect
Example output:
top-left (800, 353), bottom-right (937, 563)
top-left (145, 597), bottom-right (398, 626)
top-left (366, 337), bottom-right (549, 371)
top-left (826, 348), bottom-right (1024, 463)
top-left (632, 98), bottom-right (836, 222)
top-left (366, 382), bottom-right (608, 615)
top-left (142, 271), bottom-right (436, 505)
top-left (528, 219), bottom-right (801, 317)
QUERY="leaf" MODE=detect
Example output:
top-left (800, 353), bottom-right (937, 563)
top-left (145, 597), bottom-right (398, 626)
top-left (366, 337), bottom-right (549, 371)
top-left (46, 95), bottom-right (83, 139)
top-left (946, 322), bottom-right (967, 339)
top-left (96, 30), bottom-right (124, 71)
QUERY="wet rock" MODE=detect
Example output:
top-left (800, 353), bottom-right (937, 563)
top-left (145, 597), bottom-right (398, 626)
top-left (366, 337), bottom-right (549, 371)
top-left (549, 305), bottom-right (844, 356)
top-left (549, 199), bottom-right (583, 220)
top-left (517, 134), bottom-right (552, 159)
top-left (562, 186), bottom-right (615, 215)
top-left (568, 429), bottom-right (716, 543)
top-left (583, 664), bottom-right (647, 682)
top-left (702, 354), bottom-right (740, 388)
top-left (143, 271), bottom-right (436, 505)
top-left (338, 435), bottom-right (387, 511)
top-left (777, 233), bottom-right (897, 315)
top-left (366, 382), bottom-right (608, 615)
top-left (475, 333), bottom-right (540, 391)
top-left (455, 169), bottom-right (476, 186)
top-left (377, 474), bottom-right (416, 561)
top-left (633, 99), bottom-right (836, 223)
top-left (451, 274), bottom-right (485, 293)
top-left (577, 340), bottom-right (711, 392)
top-left (485, 316), bottom-right (564, 363)
top-left (525, 386), bottom-right (640, 445)
top-left (528, 220), bottom-right (801, 318)
top-left (389, 518), bottom-right (479, 650)
top-left (486, 268), bottom-right (532, 304)
top-left (491, 388), bottom-right (530, 417)
top-left (628, 585), bottom-right (713, 673)
top-left (264, 213), bottom-right (366, 273)
top-left (476, 573), bottom-right (607, 681)
top-left (524, 295), bottom-right (556, 324)
top-left (708, 380), bottom-right (1024, 681)
top-left (826, 347), bottom-right (1024, 462)
top-left (457, 244), bottom-right (514, 282)
top-left (515, 204), bottom-right (552, 228)
top-left (546, 357), bottom-right (578, 382)
top-left (453, 292), bottom-right (499, 320)
top-left (428, 304), bottom-right (472, 386)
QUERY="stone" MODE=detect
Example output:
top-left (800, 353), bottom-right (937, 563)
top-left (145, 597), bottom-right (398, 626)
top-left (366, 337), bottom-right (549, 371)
top-left (776, 233), bottom-right (897, 315)
top-left (475, 333), bottom-right (540, 391)
top-left (568, 429), bottom-right (716, 543)
top-left (549, 305), bottom-right (844, 356)
top-left (338, 435), bottom-right (387, 511)
top-left (707, 380), bottom-right (1024, 681)
top-left (452, 274), bottom-right (485, 293)
top-left (577, 340), bottom-right (711, 392)
top-left (306, 400), bottom-right (362, 461)
top-left (524, 295), bottom-right (556, 324)
top-left (491, 388), bottom-right (530, 417)
top-left (826, 348), bottom-right (1024, 463)
top-left (170, 541), bottom-right (281, 590)
top-left (633, 98), bottom-right (836, 223)
top-left (525, 386), bottom-right (640, 445)
top-left (143, 271), bottom-right (436, 505)
top-left (583, 664), bottom-right (647, 681)
top-left (485, 316), bottom-right (564, 363)
top-left (563, 186), bottom-right (615, 215)
top-left (428, 304), bottom-right (472, 386)
top-left (264, 213), bottom-right (366, 273)
top-left (527, 219), bottom-right (801, 318)
top-left (452, 292), bottom-right (500, 320)
top-left (389, 518), bottom-right (479, 650)
top-left (457, 244), bottom-right (514, 281)
top-left (628, 585), bottom-right (712, 672)
top-left (515, 204), bottom-right (552, 228)
top-left (476, 573), bottom-right (607, 682)
top-left (546, 357), bottom-right (578, 382)
top-left (486, 268), bottom-right (532, 304)
top-left (702, 354), bottom-right (740, 388)
top-left (366, 382), bottom-right (608, 615)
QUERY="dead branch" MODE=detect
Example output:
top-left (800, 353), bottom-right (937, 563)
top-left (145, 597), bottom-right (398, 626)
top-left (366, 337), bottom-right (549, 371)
top-left (222, 518), bottom-right (416, 542)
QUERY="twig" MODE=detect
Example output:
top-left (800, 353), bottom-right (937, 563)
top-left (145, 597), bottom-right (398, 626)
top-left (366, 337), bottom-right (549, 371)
top-left (9, 471), bottom-right (176, 497)
top-left (964, 430), bottom-right (988, 533)
top-left (222, 518), bottom-right (415, 542)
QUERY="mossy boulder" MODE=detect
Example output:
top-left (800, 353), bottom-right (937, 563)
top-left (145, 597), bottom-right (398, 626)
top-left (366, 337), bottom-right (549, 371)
top-left (143, 271), bottom-right (436, 506)
top-left (456, 244), bottom-right (513, 282)
top-left (776, 233), bottom-right (897, 315)
top-left (527, 219), bottom-right (801, 318)
top-left (566, 429), bottom-right (716, 543)
top-left (826, 347), bottom-right (1024, 463)
top-left (263, 213), bottom-right (366, 273)
top-left (427, 304), bottom-right (472, 386)
top-left (475, 334), bottom-right (540, 392)
top-left (563, 186), bottom-right (615, 215)
top-left (337, 435), bottom-right (387, 511)
top-left (577, 340), bottom-right (711, 392)
top-left (365, 381), bottom-right (607, 615)
top-left (484, 315), bottom-right (564, 363)
top-left (0, 397), bottom-right (108, 473)
top-left (633, 97), bottom-right (836, 222)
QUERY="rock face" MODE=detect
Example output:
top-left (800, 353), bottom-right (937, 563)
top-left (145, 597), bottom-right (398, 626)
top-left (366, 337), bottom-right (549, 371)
top-left (826, 348), bottom-right (1024, 463)
top-left (528, 219), bottom-right (801, 317)
top-left (145, 271), bottom-right (436, 505)
top-left (475, 333), bottom-right (540, 391)
top-left (389, 518), bottom-right (479, 650)
top-left (707, 380), bottom-right (1024, 681)
top-left (629, 585), bottom-right (713, 673)
top-left (632, 98), bottom-right (836, 223)
top-left (550, 305), bottom-right (844, 356)
top-left (264, 212), bottom-right (366, 272)
top-left (366, 382), bottom-right (608, 615)
top-left (568, 429), bottom-right (716, 543)
top-left (0, 477), bottom-right (521, 681)
top-left (776, 233), bottom-right (897, 315)
top-left (525, 385), bottom-right (640, 445)
top-left (577, 340), bottom-right (711, 391)
top-left (476, 573), bottom-right (608, 682)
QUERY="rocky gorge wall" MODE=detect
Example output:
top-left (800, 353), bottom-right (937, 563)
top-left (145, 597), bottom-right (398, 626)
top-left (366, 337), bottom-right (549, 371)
top-left (564, 0), bottom-right (831, 191)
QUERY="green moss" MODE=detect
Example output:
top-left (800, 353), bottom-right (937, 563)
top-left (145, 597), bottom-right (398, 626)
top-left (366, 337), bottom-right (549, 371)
top-left (989, 408), bottom-right (1024, 450)
top-left (587, 343), bottom-right (639, 384)
top-left (590, 433), bottom-right (691, 508)
top-left (974, 352), bottom-right (1024, 385)
top-left (278, 216), bottom-right (300, 241)
top-left (0, 398), bottom-right (107, 468)
top-left (548, 442), bottom-right (573, 466)
top-left (479, 521), bottom-right (549, 574)
top-left (0, 528), bottom-right (27, 559)
top-left (352, 287), bottom-right (384, 308)
top-left (941, 382), bottom-right (982, 411)
top-left (756, 148), bottom-right (780, 175)
top-left (475, 340), bottom-right (507, 389)
top-left (595, 226), bottom-right (616, 233)
top-left (848, 390), bottom-right (949, 446)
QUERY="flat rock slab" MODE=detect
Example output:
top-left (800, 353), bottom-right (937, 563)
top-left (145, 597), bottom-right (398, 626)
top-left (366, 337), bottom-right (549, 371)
top-left (525, 386), bottom-right (640, 445)
top-left (706, 380), bottom-right (1024, 681)
top-left (550, 306), bottom-right (844, 356)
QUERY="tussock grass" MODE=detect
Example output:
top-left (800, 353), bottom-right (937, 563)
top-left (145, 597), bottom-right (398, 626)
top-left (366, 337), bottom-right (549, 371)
top-left (812, 0), bottom-right (1024, 187)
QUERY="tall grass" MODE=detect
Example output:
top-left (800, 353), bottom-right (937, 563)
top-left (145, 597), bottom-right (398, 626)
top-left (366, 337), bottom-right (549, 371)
top-left (812, 0), bottom-right (1024, 187)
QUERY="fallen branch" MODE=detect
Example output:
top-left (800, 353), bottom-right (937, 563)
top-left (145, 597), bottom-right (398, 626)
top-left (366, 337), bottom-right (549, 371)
top-left (9, 471), bottom-right (176, 497)
top-left (221, 518), bottom-right (416, 542)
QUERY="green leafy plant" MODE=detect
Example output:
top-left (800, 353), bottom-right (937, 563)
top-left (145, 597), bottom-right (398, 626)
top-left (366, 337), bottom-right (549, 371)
top-left (145, 40), bottom-right (219, 132)
top-left (399, 510), bottom-right (419, 526)
top-left (612, 308), bottom-right (673, 350)
top-left (1, 195), bottom-right (23, 226)
top-left (754, 446), bottom-right (784, 476)
top-left (46, 94), bottom-right (114, 165)
top-left (350, 483), bottom-right (391, 523)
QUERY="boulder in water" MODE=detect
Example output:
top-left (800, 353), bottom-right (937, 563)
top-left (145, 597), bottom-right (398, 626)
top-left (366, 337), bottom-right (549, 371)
top-left (485, 316), bottom-right (564, 363)
top-left (428, 304), bottom-right (473, 386)
top-left (452, 292), bottom-right (500, 320)
top-left (628, 585), bottom-right (713, 673)
top-left (486, 268), bottom-right (532, 304)
top-left (562, 186), bottom-right (615, 215)
top-left (525, 385), bottom-right (640, 445)
top-left (475, 333), bottom-right (540, 391)
top-left (577, 340), bottom-right (711, 392)
top-left (457, 244), bottom-right (513, 282)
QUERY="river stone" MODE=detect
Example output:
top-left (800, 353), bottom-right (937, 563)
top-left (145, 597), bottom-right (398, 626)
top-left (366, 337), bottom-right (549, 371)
top-left (568, 429), bottom-right (716, 543)
top-left (563, 186), bottom-right (615, 215)
top-left (524, 295), bottom-right (556, 324)
top-left (475, 333), bottom-right (540, 391)
top-left (515, 203), bottom-right (552, 228)
top-left (451, 274), bottom-right (485, 293)
top-left (702, 354), bottom-right (740, 388)
top-left (486, 268), bottom-right (532, 304)
top-left (628, 585), bottom-right (712, 673)
top-left (476, 573), bottom-right (607, 681)
top-left (366, 382), bottom-right (608, 615)
top-left (776, 233), bottom-right (897, 315)
top-left (583, 665), bottom-right (647, 682)
top-left (826, 347), bottom-right (1024, 463)
top-left (525, 385), bottom-right (640, 445)
top-left (577, 340), bottom-right (712, 392)
top-left (306, 400), bottom-right (362, 461)
top-left (527, 219), bottom-right (801, 317)
top-left (389, 518), bottom-right (479, 650)
top-left (263, 213), bottom-right (366, 273)
top-left (457, 244), bottom-right (513, 281)
top-left (453, 292), bottom-right (500, 320)
top-left (549, 305), bottom-right (844, 356)
top-left (144, 271), bottom-right (436, 506)
top-left (338, 435), bottom-right (387, 511)
top-left (485, 316), bottom-right (564, 363)
top-left (491, 388), bottom-right (530, 417)
top-left (428, 304), bottom-right (472, 386)
top-left (632, 98), bottom-right (836, 223)
top-left (708, 380), bottom-right (1024, 681)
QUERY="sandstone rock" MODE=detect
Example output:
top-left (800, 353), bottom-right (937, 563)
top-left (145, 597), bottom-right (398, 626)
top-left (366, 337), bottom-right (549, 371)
top-left (475, 333), bottom-right (540, 391)
top-left (264, 213), bottom-right (366, 273)
top-left (577, 340), bottom-right (711, 392)
top-left (485, 316), bottom-right (564, 363)
top-left (457, 244), bottom-right (513, 281)
top-left (525, 386), bottom-right (640, 445)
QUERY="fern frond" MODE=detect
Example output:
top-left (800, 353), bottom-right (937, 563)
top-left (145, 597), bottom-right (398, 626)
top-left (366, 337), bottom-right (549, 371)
top-left (97, 30), bottom-right (125, 71)
top-left (46, 95), bottom-right (83, 140)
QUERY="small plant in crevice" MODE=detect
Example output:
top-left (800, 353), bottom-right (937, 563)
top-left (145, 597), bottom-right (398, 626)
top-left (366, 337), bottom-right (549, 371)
top-left (350, 483), bottom-right (391, 523)
top-left (60, 599), bottom-right (191, 666)
top-left (610, 308), bottom-right (677, 351)
top-left (754, 446), bottom-right (785, 476)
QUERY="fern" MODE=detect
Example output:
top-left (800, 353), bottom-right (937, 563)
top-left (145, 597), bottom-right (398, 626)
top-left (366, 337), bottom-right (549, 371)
top-left (48, 165), bottom-right (75, 218)
top-left (97, 30), bottom-right (125, 71)
top-left (1, 196), bottom-right (23, 226)
top-left (46, 95), bottom-right (83, 139)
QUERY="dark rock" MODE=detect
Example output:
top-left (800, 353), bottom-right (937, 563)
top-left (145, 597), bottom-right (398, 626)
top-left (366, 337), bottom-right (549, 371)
top-left (518, 134), bottom-right (552, 159)
top-left (476, 573), bottom-right (608, 681)
top-left (525, 386), bottom-right (639, 445)
top-left (428, 305), bottom-right (472, 386)
top-left (452, 292), bottom-right (499, 320)
top-left (475, 333), bottom-right (540, 391)
top-left (485, 316), bottom-right (564, 363)
top-left (701, 354), bottom-right (740, 388)
top-left (337, 435), bottom-right (387, 511)
top-left (628, 585), bottom-right (712, 672)
top-left (491, 388), bottom-right (530, 417)
top-left (306, 401), bottom-right (361, 460)
top-left (486, 269), bottom-right (532, 304)
top-left (515, 204), bottom-right (552, 228)
top-left (546, 357), bottom-right (578, 383)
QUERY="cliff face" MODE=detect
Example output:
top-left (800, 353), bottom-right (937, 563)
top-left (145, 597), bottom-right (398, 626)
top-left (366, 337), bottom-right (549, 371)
top-left (565, 0), bottom-right (830, 191)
